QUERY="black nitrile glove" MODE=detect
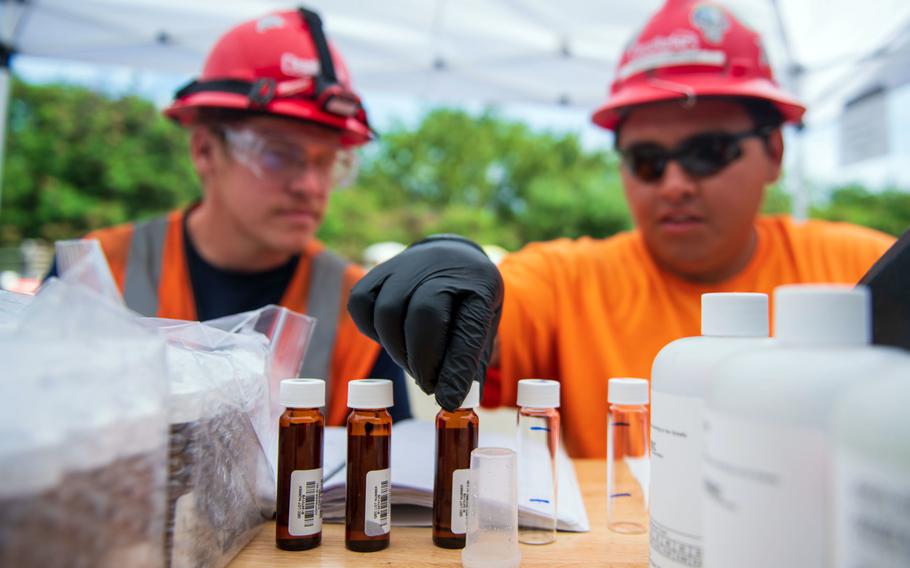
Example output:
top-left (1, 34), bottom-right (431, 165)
top-left (348, 235), bottom-right (504, 410)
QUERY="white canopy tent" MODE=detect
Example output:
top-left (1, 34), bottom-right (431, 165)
top-left (3, 0), bottom-right (910, 213)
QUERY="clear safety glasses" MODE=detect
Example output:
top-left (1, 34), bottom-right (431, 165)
top-left (221, 126), bottom-right (358, 188)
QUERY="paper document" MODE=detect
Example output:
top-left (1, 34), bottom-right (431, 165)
top-left (321, 419), bottom-right (589, 532)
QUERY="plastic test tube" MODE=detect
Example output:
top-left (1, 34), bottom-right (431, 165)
top-left (345, 379), bottom-right (393, 552)
top-left (516, 378), bottom-right (560, 544)
top-left (462, 447), bottom-right (521, 568)
top-left (606, 378), bottom-right (649, 534)
top-left (275, 378), bottom-right (325, 551)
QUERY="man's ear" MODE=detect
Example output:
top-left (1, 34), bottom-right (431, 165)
top-left (765, 128), bottom-right (784, 183)
top-left (189, 127), bottom-right (220, 181)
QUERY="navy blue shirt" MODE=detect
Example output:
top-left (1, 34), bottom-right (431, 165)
top-left (180, 221), bottom-right (411, 422)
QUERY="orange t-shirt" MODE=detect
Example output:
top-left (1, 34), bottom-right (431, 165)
top-left (490, 216), bottom-right (894, 458)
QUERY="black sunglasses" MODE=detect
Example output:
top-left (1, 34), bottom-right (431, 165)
top-left (618, 127), bottom-right (772, 183)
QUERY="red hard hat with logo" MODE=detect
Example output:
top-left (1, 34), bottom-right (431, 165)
top-left (591, 0), bottom-right (806, 131)
top-left (164, 7), bottom-right (372, 147)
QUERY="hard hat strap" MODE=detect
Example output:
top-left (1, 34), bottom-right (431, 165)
top-left (298, 6), bottom-right (338, 89)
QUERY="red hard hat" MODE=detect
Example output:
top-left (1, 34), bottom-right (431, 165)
top-left (591, 0), bottom-right (806, 131)
top-left (164, 8), bottom-right (373, 147)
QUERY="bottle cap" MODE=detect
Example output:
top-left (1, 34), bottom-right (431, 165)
top-left (347, 378), bottom-right (394, 409)
top-left (279, 378), bottom-right (325, 408)
top-left (774, 284), bottom-right (870, 345)
top-left (608, 378), bottom-right (649, 405)
top-left (516, 379), bottom-right (560, 408)
top-left (701, 293), bottom-right (769, 337)
top-left (458, 380), bottom-right (481, 409)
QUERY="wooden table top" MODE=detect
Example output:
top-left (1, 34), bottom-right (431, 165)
top-left (230, 459), bottom-right (649, 567)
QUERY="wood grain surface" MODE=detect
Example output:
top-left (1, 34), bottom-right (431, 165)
top-left (230, 459), bottom-right (649, 567)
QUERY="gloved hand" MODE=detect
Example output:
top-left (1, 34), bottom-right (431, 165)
top-left (348, 235), bottom-right (504, 410)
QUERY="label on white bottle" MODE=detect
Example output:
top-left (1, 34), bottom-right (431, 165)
top-left (451, 468), bottom-right (470, 534)
top-left (364, 468), bottom-right (391, 536)
top-left (702, 410), bottom-right (828, 568)
top-left (835, 447), bottom-right (910, 568)
top-left (289, 468), bottom-right (322, 536)
top-left (649, 391), bottom-right (704, 568)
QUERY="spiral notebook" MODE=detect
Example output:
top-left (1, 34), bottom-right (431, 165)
top-left (319, 418), bottom-right (590, 532)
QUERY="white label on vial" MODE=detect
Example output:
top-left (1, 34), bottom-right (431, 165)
top-left (702, 410), bottom-right (828, 568)
top-left (835, 446), bottom-right (910, 568)
top-left (364, 468), bottom-right (391, 536)
top-left (289, 468), bottom-right (322, 536)
top-left (451, 468), bottom-right (470, 534)
top-left (649, 391), bottom-right (704, 568)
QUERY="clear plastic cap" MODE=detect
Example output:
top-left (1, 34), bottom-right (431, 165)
top-left (774, 284), bottom-right (870, 345)
top-left (347, 378), bottom-right (394, 409)
top-left (462, 447), bottom-right (521, 568)
top-left (701, 293), bottom-right (769, 337)
top-left (609, 378), bottom-right (649, 405)
top-left (280, 378), bottom-right (326, 408)
top-left (517, 378), bottom-right (560, 408)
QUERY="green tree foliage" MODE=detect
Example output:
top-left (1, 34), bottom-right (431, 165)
top-left (811, 184), bottom-right (910, 237)
top-left (761, 183), bottom-right (792, 214)
top-left (318, 108), bottom-right (631, 258)
top-left (4, 79), bottom-right (908, 260)
top-left (0, 78), bottom-right (197, 244)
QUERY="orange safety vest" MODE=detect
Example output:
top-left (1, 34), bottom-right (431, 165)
top-left (86, 209), bottom-right (379, 425)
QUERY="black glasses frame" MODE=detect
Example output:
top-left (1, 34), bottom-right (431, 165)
top-left (618, 126), bottom-right (773, 183)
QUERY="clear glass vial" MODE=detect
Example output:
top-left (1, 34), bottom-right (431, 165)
top-left (516, 378), bottom-right (560, 544)
top-left (606, 377), bottom-right (649, 534)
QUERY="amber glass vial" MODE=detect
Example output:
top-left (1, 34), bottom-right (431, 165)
top-left (276, 379), bottom-right (325, 551)
top-left (345, 379), bottom-right (393, 552)
top-left (433, 380), bottom-right (480, 548)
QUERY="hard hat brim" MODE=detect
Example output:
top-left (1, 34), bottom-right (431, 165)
top-left (163, 91), bottom-right (373, 147)
top-left (591, 75), bottom-right (806, 131)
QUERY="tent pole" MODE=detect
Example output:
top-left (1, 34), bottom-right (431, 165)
top-left (0, 49), bottom-right (10, 217)
top-left (769, 0), bottom-right (808, 221)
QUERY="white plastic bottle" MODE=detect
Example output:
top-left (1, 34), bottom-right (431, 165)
top-left (649, 293), bottom-right (769, 568)
top-left (832, 358), bottom-right (910, 568)
top-left (703, 285), bottom-right (908, 568)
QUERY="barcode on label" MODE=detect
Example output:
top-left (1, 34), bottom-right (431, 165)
top-left (364, 468), bottom-right (392, 536)
top-left (289, 468), bottom-right (322, 536)
top-left (303, 480), bottom-right (317, 527)
top-left (379, 479), bottom-right (389, 524)
top-left (451, 468), bottom-right (471, 534)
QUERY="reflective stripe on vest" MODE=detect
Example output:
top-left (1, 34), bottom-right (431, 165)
top-left (297, 250), bottom-right (346, 381)
top-left (123, 216), bottom-right (346, 380)
top-left (124, 216), bottom-right (169, 317)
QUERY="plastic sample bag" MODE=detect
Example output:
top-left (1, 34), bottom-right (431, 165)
top-left (0, 276), bottom-right (169, 568)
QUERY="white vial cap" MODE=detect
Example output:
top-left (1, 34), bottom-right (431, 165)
top-left (774, 284), bottom-right (870, 345)
top-left (458, 380), bottom-right (481, 409)
top-left (348, 378), bottom-right (394, 409)
top-left (701, 293), bottom-right (769, 337)
top-left (516, 379), bottom-right (560, 408)
top-left (608, 378), bottom-right (649, 405)
top-left (280, 378), bottom-right (325, 408)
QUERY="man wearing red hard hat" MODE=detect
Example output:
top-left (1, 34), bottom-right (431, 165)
top-left (69, 8), bottom-right (411, 423)
top-left (345, 0), bottom-right (894, 452)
